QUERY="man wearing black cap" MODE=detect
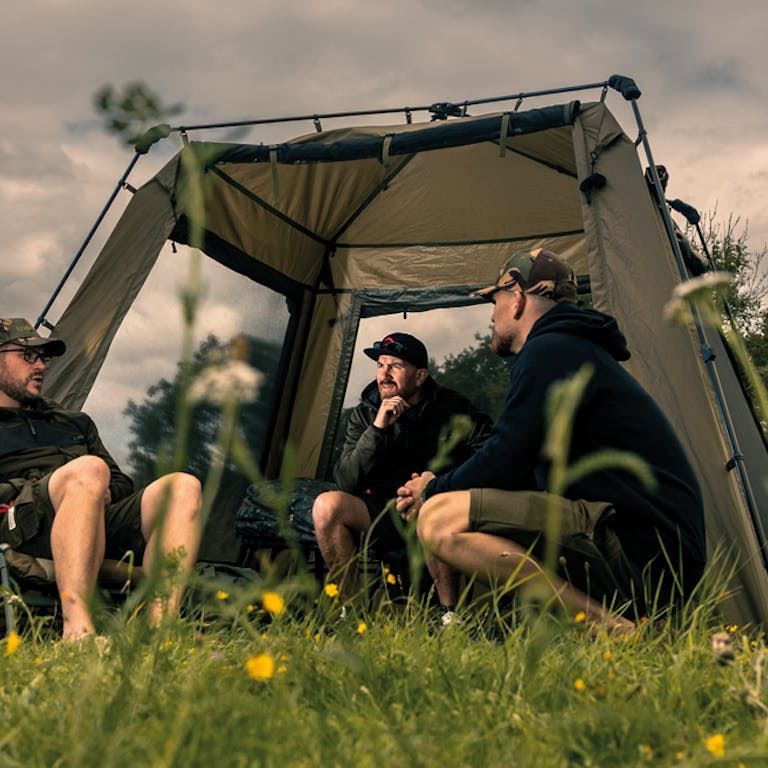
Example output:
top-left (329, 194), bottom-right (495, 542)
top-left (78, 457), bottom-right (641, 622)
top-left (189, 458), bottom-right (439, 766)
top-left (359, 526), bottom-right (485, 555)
top-left (396, 250), bottom-right (705, 631)
top-left (313, 332), bottom-right (491, 602)
top-left (0, 318), bottom-right (202, 640)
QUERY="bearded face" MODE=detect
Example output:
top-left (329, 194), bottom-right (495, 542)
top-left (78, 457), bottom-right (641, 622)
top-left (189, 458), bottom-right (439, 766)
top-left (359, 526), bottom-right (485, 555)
top-left (0, 347), bottom-right (46, 406)
top-left (376, 354), bottom-right (424, 401)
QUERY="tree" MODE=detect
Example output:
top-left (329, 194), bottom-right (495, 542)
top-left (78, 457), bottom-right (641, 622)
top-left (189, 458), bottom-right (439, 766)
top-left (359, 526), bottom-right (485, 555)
top-left (124, 333), bottom-right (282, 487)
top-left (430, 333), bottom-right (511, 420)
top-left (690, 214), bottom-right (768, 388)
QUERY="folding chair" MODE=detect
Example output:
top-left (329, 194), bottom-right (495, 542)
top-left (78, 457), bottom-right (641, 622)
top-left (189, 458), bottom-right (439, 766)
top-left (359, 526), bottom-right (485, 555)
top-left (0, 543), bottom-right (140, 635)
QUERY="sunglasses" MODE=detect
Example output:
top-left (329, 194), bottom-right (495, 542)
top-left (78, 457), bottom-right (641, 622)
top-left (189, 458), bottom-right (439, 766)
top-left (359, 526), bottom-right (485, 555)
top-left (0, 346), bottom-right (52, 365)
top-left (372, 339), bottom-right (407, 355)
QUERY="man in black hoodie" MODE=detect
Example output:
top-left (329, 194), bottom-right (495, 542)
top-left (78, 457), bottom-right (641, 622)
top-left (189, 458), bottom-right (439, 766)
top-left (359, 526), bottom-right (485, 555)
top-left (0, 318), bottom-right (202, 640)
top-left (313, 332), bottom-right (491, 601)
top-left (396, 250), bottom-right (705, 630)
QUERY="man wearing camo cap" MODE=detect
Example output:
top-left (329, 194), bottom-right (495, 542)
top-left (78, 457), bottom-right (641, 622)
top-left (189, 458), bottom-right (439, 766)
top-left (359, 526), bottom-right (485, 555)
top-left (0, 319), bottom-right (202, 640)
top-left (396, 249), bottom-right (705, 631)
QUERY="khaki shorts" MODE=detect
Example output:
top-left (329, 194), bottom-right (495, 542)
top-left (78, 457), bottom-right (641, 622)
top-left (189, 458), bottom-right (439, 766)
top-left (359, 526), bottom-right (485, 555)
top-left (469, 488), bottom-right (643, 609)
top-left (2, 472), bottom-right (146, 562)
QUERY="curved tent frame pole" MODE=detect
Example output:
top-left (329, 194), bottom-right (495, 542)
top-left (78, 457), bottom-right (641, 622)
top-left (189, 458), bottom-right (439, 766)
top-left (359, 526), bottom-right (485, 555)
top-left (168, 79), bottom-right (611, 135)
top-left (629, 98), bottom-right (766, 565)
top-left (35, 151), bottom-right (143, 331)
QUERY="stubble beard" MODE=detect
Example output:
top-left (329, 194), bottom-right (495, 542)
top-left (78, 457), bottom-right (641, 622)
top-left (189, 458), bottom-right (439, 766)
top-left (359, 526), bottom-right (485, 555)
top-left (0, 363), bottom-right (42, 407)
top-left (378, 379), bottom-right (418, 402)
top-left (490, 329), bottom-right (515, 358)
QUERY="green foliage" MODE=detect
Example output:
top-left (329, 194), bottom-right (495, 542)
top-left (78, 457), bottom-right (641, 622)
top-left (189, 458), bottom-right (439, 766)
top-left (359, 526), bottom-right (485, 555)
top-left (430, 332), bottom-right (510, 420)
top-left (694, 213), bottom-right (768, 387)
top-left (93, 81), bottom-right (184, 147)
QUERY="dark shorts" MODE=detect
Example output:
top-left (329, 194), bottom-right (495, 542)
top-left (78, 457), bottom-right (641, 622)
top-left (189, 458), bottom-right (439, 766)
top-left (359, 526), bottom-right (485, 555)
top-left (361, 493), bottom-right (406, 554)
top-left (469, 488), bottom-right (644, 610)
top-left (3, 472), bottom-right (146, 562)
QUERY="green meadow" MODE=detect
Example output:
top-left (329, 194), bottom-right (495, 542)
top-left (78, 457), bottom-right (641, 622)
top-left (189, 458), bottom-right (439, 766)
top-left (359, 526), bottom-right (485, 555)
top-left (1, 563), bottom-right (766, 768)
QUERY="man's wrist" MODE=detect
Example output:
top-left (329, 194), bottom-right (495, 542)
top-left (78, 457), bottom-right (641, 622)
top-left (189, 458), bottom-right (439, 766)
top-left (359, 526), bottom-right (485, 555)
top-left (419, 477), bottom-right (435, 504)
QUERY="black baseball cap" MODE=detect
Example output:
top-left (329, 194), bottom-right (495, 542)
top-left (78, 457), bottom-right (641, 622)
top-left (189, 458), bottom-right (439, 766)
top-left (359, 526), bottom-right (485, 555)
top-left (363, 332), bottom-right (428, 369)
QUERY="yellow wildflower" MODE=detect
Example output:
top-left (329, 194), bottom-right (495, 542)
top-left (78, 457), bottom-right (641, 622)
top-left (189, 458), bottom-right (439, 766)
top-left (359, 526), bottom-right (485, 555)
top-left (674, 751), bottom-right (686, 762)
top-left (705, 733), bottom-right (725, 759)
top-left (216, 590), bottom-right (230, 601)
top-left (5, 631), bottom-right (21, 656)
top-left (324, 583), bottom-right (339, 598)
top-left (574, 611), bottom-right (587, 624)
top-left (262, 591), bottom-right (285, 616)
top-left (602, 650), bottom-right (613, 662)
top-left (246, 604), bottom-right (255, 614)
top-left (277, 665), bottom-right (287, 674)
top-left (639, 744), bottom-right (653, 759)
top-left (356, 622), bottom-right (368, 635)
top-left (386, 573), bottom-right (397, 585)
top-left (245, 653), bottom-right (275, 680)
top-left (573, 678), bottom-right (586, 692)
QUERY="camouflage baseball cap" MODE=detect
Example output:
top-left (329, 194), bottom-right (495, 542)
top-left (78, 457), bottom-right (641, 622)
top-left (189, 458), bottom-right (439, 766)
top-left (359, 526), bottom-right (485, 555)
top-left (472, 248), bottom-right (578, 303)
top-left (0, 318), bottom-right (66, 356)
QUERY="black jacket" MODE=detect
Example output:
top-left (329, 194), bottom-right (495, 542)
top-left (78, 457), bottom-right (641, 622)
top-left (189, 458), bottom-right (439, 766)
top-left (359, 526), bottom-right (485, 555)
top-left (0, 399), bottom-right (134, 506)
top-left (426, 302), bottom-right (705, 577)
top-left (335, 377), bottom-right (492, 499)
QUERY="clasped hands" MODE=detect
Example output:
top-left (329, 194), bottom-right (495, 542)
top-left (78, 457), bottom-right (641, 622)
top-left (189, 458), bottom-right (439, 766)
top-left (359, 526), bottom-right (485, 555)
top-left (395, 471), bottom-right (435, 521)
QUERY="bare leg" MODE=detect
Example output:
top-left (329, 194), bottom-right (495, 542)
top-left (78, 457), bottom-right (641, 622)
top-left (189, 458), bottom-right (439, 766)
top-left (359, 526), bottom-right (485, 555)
top-left (312, 491), bottom-right (372, 601)
top-left (139, 472), bottom-right (202, 624)
top-left (47, 456), bottom-right (111, 640)
top-left (425, 554), bottom-right (459, 607)
top-left (417, 491), bottom-right (635, 633)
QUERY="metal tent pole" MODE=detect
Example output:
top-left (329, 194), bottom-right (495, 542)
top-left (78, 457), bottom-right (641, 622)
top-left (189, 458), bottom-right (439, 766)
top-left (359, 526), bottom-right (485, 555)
top-left (35, 151), bottom-right (142, 331)
top-left (171, 80), bottom-right (610, 134)
top-left (629, 98), bottom-right (766, 564)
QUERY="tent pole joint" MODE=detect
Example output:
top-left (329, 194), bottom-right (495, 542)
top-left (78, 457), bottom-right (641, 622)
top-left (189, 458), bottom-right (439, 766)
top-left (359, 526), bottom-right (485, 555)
top-left (701, 344), bottom-right (716, 363)
top-left (726, 453), bottom-right (745, 472)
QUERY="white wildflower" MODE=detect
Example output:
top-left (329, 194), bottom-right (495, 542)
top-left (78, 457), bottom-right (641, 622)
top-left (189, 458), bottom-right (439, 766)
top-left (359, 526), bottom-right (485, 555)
top-left (664, 271), bottom-right (733, 326)
top-left (187, 359), bottom-right (263, 405)
top-left (672, 271), bottom-right (733, 301)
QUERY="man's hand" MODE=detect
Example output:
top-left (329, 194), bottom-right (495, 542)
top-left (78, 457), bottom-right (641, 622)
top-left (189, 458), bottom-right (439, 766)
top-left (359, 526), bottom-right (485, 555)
top-left (395, 471), bottom-right (435, 521)
top-left (374, 396), bottom-right (410, 429)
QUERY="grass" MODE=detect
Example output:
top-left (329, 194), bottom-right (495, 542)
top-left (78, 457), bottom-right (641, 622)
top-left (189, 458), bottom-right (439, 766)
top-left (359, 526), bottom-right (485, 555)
top-left (1, 564), bottom-right (767, 768)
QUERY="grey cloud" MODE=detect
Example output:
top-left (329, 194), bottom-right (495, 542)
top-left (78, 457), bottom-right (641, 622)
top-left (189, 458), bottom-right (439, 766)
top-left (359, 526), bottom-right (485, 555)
top-left (685, 60), bottom-right (752, 92)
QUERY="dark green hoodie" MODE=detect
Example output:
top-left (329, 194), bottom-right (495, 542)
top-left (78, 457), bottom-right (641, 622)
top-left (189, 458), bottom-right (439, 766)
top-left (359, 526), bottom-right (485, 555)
top-left (335, 377), bottom-right (492, 499)
top-left (0, 399), bottom-right (133, 506)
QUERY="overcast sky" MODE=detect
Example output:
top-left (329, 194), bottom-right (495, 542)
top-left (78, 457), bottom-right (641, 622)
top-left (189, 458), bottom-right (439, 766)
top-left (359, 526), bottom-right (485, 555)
top-left (1, 0), bottom-right (765, 467)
